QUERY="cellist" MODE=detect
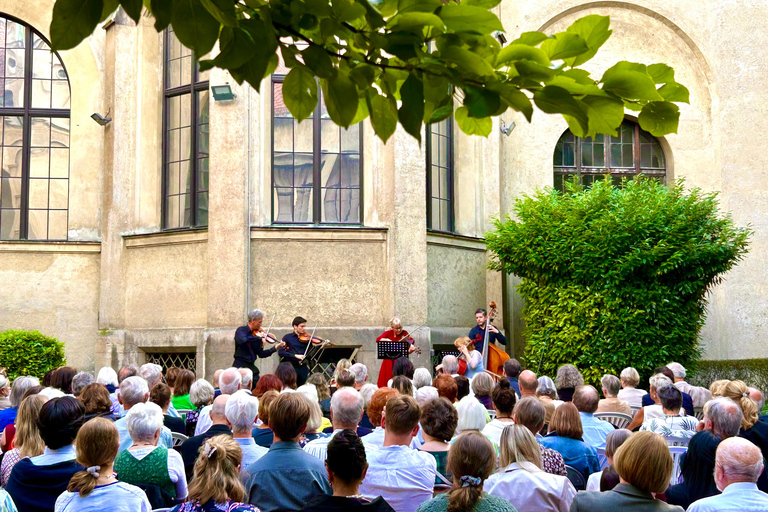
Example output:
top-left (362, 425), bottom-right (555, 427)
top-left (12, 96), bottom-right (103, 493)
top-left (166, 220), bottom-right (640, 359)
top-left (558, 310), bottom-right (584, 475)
top-left (469, 307), bottom-right (507, 353)
top-left (376, 317), bottom-right (416, 388)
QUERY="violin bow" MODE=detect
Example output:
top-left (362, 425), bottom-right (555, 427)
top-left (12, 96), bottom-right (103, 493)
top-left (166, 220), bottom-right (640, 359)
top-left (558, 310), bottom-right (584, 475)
top-left (264, 313), bottom-right (276, 343)
top-left (301, 322), bottom-right (319, 361)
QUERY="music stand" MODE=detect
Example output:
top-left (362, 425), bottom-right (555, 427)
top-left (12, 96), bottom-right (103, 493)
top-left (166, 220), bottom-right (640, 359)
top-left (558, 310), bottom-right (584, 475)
top-left (307, 345), bottom-right (361, 381)
top-left (377, 341), bottom-right (410, 360)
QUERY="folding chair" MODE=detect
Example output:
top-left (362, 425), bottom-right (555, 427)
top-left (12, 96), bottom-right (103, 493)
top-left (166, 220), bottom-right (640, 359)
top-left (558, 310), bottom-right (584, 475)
top-left (594, 412), bottom-right (633, 429)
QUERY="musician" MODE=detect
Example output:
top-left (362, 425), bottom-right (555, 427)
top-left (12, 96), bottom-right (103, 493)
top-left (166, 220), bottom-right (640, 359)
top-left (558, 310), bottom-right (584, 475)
top-left (279, 316), bottom-right (313, 386)
top-left (376, 317), bottom-right (416, 388)
top-left (454, 336), bottom-right (484, 379)
top-left (234, 309), bottom-right (285, 387)
top-left (468, 307), bottom-right (507, 353)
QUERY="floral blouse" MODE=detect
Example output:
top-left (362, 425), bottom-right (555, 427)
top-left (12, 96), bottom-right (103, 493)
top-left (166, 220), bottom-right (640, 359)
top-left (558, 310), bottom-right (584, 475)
top-left (171, 499), bottom-right (260, 512)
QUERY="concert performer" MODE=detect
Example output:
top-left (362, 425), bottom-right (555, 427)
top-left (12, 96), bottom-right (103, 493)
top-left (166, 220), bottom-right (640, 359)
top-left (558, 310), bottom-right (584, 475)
top-left (233, 309), bottom-right (285, 388)
top-left (468, 307), bottom-right (506, 354)
top-left (279, 316), bottom-right (314, 386)
top-left (376, 317), bottom-right (417, 388)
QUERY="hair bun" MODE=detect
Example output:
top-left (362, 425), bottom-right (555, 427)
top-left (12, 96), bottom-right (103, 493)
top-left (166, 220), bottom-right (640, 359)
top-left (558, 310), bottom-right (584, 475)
top-left (499, 378), bottom-right (510, 390)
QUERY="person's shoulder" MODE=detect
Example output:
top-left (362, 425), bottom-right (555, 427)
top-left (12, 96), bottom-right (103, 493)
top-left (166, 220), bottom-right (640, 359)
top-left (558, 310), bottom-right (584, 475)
top-left (481, 493), bottom-right (518, 512)
top-left (415, 494), bottom-right (448, 512)
top-left (54, 490), bottom-right (76, 512)
top-left (111, 481), bottom-right (153, 499)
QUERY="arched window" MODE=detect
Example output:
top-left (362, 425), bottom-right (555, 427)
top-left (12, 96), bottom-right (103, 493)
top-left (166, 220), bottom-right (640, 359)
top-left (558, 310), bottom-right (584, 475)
top-left (0, 16), bottom-right (70, 240)
top-left (553, 121), bottom-right (666, 191)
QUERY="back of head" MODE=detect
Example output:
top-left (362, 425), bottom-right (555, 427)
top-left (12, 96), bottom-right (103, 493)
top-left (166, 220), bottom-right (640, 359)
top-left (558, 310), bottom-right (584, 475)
top-left (716, 437), bottom-right (764, 484)
top-left (503, 358), bottom-right (522, 379)
top-left (334, 359), bottom-right (352, 380)
top-left (649, 373), bottom-right (673, 392)
top-left (498, 424), bottom-right (542, 470)
top-left (667, 362), bottom-right (686, 380)
top-left (270, 392), bottom-right (310, 440)
top-left (368, 388), bottom-right (398, 427)
top-left (297, 384), bottom-right (319, 403)
top-left (420, 397), bottom-right (458, 442)
top-left (513, 396), bottom-right (545, 435)
top-left (471, 372), bottom-right (493, 397)
top-left (189, 434), bottom-right (246, 504)
top-left (605, 429), bottom-right (632, 459)
top-left (572, 385), bottom-right (599, 413)
top-left (190, 378), bottom-right (215, 408)
top-left (37, 396), bottom-right (85, 449)
top-left (149, 382), bottom-right (172, 409)
top-left (326, 429), bottom-right (367, 484)
top-left (555, 365), bottom-right (583, 389)
top-left (16, 395), bottom-right (48, 458)
top-left (119, 376), bottom-right (149, 407)
top-left (441, 355), bottom-right (459, 375)
top-left (96, 367), bottom-right (119, 388)
top-left (447, 432), bottom-right (496, 512)
top-left (305, 373), bottom-right (329, 400)
top-left (336, 370), bottom-right (356, 388)
top-left (413, 368), bottom-right (432, 390)
top-left (721, 380), bottom-right (758, 429)
top-left (275, 363), bottom-right (298, 390)
top-left (52, 367), bottom-right (77, 395)
top-left (392, 357), bottom-right (414, 379)
top-left (653, 366), bottom-right (675, 383)
top-left (392, 375), bottom-right (413, 396)
top-left (600, 465), bottom-right (621, 491)
top-left (614, 431), bottom-right (673, 494)
top-left (710, 379), bottom-right (730, 397)
top-left (536, 376), bottom-right (558, 399)
top-left (620, 367), bottom-right (640, 387)
top-left (601, 375), bottom-right (622, 397)
top-left (219, 368), bottom-right (242, 395)
top-left (548, 402), bottom-right (582, 440)
top-left (174, 370), bottom-right (196, 396)
top-left (225, 390), bottom-right (259, 433)
top-left (68, 418), bottom-right (119, 497)
top-left (117, 365), bottom-right (138, 384)
top-left (657, 384), bottom-right (682, 412)
top-left (518, 370), bottom-right (538, 394)
top-left (165, 367), bottom-right (181, 389)
top-left (71, 373), bottom-right (94, 396)
top-left (330, 387), bottom-right (364, 428)
top-left (360, 383), bottom-right (378, 407)
top-left (257, 390), bottom-right (279, 426)
top-left (79, 383), bottom-right (112, 415)
top-left (138, 363), bottom-right (163, 388)
top-left (239, 368), bottom-right (254, 390)
top-left (211, 394), bottom-right (230, 422)
top-left (126, 402), bottom-right (164, 442)
top-left (491, 378), bottom-right (517, 415)
top-left (415, 386), bottom-right (439, 406)
top-left (707, 396), bottom-right (744, 438)
top-left (10, 376), bottom-right (41, 408)
top-left (433, 374), bottom-right (458, 403)
top-left (349, 363), bottom-right (368, 386)
top-left (254, 374), bottom-right (284, 398)
top-left (456, 396), bottom-right (487, 433)
top-left (455, 376), bottom-right (470, 400)
top-left (383, 394), bottom-right (420, 435)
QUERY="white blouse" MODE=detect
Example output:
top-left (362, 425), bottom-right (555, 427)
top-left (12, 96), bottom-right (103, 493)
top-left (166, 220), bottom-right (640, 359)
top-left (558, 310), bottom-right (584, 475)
top-left (486, 463), bottom-right (576, 512)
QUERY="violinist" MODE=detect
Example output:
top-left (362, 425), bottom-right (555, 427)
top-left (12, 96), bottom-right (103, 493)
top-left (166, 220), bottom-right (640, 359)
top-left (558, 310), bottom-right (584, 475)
top-left (375, 317), bottom-right (417, 388)
top-left (468, 307), bottom-right (506, 354)
top-left (279, 316), bottom-right (315, 386)
top-left (234, 309), bottom-right (285, 388)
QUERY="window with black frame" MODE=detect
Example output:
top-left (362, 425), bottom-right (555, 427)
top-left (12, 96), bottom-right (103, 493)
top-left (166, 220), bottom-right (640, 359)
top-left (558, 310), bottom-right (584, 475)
top-left (0, 16), bottom-right (71, 241)
top-left (163, 28), bottom-right (209, 229)
top-left (271, 76), bottom-right (362, 225)
top-left (553, 120), bottom-right (666, 191)
top-left (426, 117), bottom-right (453, 232)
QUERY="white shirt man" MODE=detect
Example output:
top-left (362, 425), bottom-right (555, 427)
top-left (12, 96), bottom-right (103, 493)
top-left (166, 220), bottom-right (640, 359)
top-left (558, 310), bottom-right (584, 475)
top-left (304, 388), bottom-right (364, 461)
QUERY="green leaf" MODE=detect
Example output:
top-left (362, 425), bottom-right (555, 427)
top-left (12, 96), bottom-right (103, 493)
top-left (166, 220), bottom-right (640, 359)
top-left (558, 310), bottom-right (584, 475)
top-left (647, 63), bottom-right (675, 84)
top-left (547, 76), bottom-right (602, 96)
top-left (350, 95), bottom-right (370, 125)
top-left (302, 45), bottom-right (336, 79)
top-left (428, 103), bottom-right (453, 123)
top-left (208, 27), bottom-right (257, 70)
top-left (533, 86), bottom-right (588, 136)
top-left (171, 0), bottom-right (221, 58)
top-left (510, 31), bottom-right (548, 46)
top-left (493, 84), bottom-right (532, 121)
top-left (455, 106), bottom-right (491, 136)
top-left (120, 0), bottom-right (143, 23)
top-left (397, 0), bottom-right (441, 14)
top-left (321, 75), bottom-right (359, 127)
top-left (463, 86), bottom-right (500, 118)
top-left (101, 0), bottom-right (120, 21)
top-left (496, 44), bottom-right (550, 67)
top-left (658, 82), bottom-right (690, 103)
top-left (398, 74), bottom-right (425, 142)
top-left (639, 101), bottom-right (680, 136)
top-left (50, 0), bottom-right (102, 51)
top-left (581, 95), bottom-right (624, 136)
top-left (283, 66), bottom-right (319, 123)
top-left (331, 0), bottom-right (367, 22)
top-left (540, 33), bottom-right (589, 61)
top-left (463, 0), bottom-right (501, 8)
top-left (390, 12), bottom-right (444, 32)
top-left (150, 0), bottom-right (172, 30)
top-left (602, 69), bottom-right (664, 101)
top-left (438, 4), bottom-right (503, 35)
top-left (200, 0), bottom-right (238, 27)
top-left (442, 46), bottom-right (494, 77)
top-left (368, 93), bottom-right (397, 143)
top-left (563, 14), bottom-right (612, 67)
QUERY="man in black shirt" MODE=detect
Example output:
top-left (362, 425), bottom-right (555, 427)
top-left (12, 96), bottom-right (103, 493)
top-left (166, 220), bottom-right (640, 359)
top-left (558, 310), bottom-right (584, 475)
top-left (279, 316), bottom-right (312, 386)
top-left (468, 307), bottom-right (507, 354)
top-left (234, 309), bottom-right (284, 387)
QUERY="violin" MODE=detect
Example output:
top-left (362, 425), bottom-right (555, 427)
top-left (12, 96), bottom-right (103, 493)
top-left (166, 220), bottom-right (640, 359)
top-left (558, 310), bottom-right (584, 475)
top-left (299, 333), bottom-right (335, 347)
top-left (254, 328), bottom-right (281, 344)
top-left (380, 330), bottom-right (422, 355)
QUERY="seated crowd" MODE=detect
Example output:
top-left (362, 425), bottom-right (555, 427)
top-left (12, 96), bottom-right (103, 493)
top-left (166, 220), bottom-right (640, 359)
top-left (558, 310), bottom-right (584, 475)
top-left (0, 357), bottom-right (765, 512)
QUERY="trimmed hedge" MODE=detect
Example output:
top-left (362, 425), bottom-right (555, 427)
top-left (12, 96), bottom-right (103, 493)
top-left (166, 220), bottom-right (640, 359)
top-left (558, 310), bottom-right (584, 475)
top-left (486, 178), bottom-right (751, 386)
top-left (0, 330), bottom-right (66, 380)
top-left (688, 359), bottom-right (768, 394)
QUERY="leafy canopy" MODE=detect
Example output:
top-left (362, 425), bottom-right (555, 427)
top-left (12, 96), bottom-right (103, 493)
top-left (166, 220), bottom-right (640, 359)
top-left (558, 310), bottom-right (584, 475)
top-left (485, 178), bottom-right (750, 384)
top-left (51, 0), bottom-right (689, 142)
top-left (0, 330), bottom-right (67, 380)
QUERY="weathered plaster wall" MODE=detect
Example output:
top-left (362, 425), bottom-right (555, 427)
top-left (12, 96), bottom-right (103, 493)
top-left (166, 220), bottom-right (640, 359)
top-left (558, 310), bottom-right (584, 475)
top-left (427, 241), bottom-right (487, 329)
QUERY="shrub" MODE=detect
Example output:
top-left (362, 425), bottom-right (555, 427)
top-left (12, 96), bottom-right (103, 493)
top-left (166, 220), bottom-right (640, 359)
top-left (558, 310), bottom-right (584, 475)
top-left (486, 178), bottom-right (750, 385)
top-left (0, 330), bottom-right (66, 380)
top-left (688, 359), bottom-right (768, 395)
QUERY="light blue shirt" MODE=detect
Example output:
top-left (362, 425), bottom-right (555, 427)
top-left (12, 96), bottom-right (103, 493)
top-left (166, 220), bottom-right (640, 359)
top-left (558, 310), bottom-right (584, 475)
top-left (54, 481), bottom-right (152, 512)
top-left (114, 416), bottom-right (173, 452)
top-left (234, 437), bottom-right (268, 470)
top-left (463, 350), bottom-right (484, 379)
top-left (30, 445), bottom-right (77, 466)
top-left (687, 482), bottom-right (768, 512)
top-left (579, 412), bottom-right (614, 448)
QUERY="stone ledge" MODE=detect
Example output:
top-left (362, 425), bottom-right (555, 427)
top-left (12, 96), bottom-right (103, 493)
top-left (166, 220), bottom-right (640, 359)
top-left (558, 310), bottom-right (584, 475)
top-left (0, 241), bottom-right (101, 253)
top-left (426, 232), bottom-right (486, 252)
top-left (251, 226), bottom-right (388, 243)
top-left (124, 229), bottom-right (209, 249)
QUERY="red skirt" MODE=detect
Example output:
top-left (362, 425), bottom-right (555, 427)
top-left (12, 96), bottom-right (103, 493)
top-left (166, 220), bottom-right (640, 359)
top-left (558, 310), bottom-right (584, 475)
top-left (377, 358), bottom-right (394, 388)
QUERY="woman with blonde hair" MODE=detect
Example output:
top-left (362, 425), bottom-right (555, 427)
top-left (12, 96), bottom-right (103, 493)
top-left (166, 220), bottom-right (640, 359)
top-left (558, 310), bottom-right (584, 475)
top-left (416, 432), bottom-right (515, 512)
top-left (170, 434), bottom-right (259, 512)
top-left (486, 424), bottom-right (576, 512)
top-left (0, 395), bottom-right (48, 486)
top-left (721, 380), bottom-right (768, 467)
top-left (55, 418), bottom-right (151, 511)
top-left (454, 337), bottom-right (484, 380)
top-left (375, 317), bottom-right (416, 387)
top-left (709, 379), bottom-right (730, 398)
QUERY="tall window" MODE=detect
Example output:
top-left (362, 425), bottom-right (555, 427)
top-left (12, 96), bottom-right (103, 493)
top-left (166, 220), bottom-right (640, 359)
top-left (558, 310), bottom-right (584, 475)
top-left (553, 120), bottom-right (666, 191)
top-left (0, 17), bottom-right (70, 240)
top-left (426, 118), bottom-right (453, 232)
top-left (271, 76), bottom-right (362, 224)
top-left (163, 29), bottom-right (209, 229)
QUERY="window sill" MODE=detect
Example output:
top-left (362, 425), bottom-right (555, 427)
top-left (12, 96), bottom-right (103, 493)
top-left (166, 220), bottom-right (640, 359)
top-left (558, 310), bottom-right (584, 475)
top-left (0, 241), bottom-right (101, 254)
top-left (251, 226), bottom-right (387, 243)
top-left (427, 231), bottom-right (486, 252)
top-left (123, 229), bottom-right (208, 249)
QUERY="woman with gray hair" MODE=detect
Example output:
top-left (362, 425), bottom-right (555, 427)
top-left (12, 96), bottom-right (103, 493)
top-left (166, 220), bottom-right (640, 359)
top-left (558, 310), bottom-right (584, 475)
top-left (617, 366), bottom-right (648, 409)
top-left (185, 378), bottom-right (215, 437)
top-left (225, 390), bottom-right (268, 470)
top-left (0, 374), bottom-right (10, 410)
top-left (413, 368), bottom-right (432, 390)
top-left (554, 365), bottom-right (584, 403)
top-left (0, 376), bottom-right (39, 432)
top-left (114, 402), bottom-right (188, 500)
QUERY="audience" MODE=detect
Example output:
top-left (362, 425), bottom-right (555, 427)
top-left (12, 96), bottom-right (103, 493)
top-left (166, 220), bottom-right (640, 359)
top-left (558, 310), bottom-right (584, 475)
top-left (179, 394), bottom-right (232, 481)
top-left (419, 397), bottom-right (458, 483)
top-left (363, 387), bottom-right (400, 449)
top-left (252, 390), bottom-right (278, 447)
top-left (275, 363), bottom-right (298, 390)
top-left (596, 374), bottom-right (632, 415)
top-left (540, 402), bottom-right (599, 481)
top-left (302, 394), bottom-right (330, 445)
top-left (78, 383), bottom-right (116, 422)
top-left (710, 379), bottom-right (730, 398)
top-left (455, 396), bottom-right (488, 435)
top-left (0, 376), bottom-right (39, 432)
top-left (513, 396), bottom-right (567, 476)
top-left (225, 390), bottom-right (267, 470)
top-left (503, 358), bottom-right (522, 395)
top-left (195, 369), bottom-right (240, 435)
top-left (52, 367), bottom-right (77, 396)
top-left (171, 370), bottom-right (195, 411)
top-left (667, 362), bottom-right (712, 409)
top-left (185, 379), bottom-right (215, 437)
top-left (412, 368), bottom-right (432, 391)
top-left (114, 377), bottom-right (173, 450)
top-left (165, 367), bottom-right (181, 394)
top-left (627, 373), bottom-right (675, 431)
top-left (242, 393), bottom-right (331, 512)
top-left (391, 375), bottom-right (413, 397)
top-left (640, 384), bottom-right (697, 441)
top-left (454, 376), bottom-right (470, 401)
top-left (641, 367), bottom-right (694, 416)
top-left (720, 380), bottom-right (768, 490)
top-left (359, 383), bottom-right (379, 428)
top-left (349, 363), bottom-right (369, 390)
top-left (335, 371), bottom-right (356, 389)
top-left (687, 437), bottom-right (768, 511)
top-left (113, 402), bottom-right (188, 503)
top-left (599, 464), bottom-right (621, 491)
top-left (6, 397), bottom-right (85, 512)
top-left (573, 385), bottom-right (613, 448)
top-left (482, 378), bottom-right (516, 445)
top-left (432, 374), bottom-right (458, 403)
top-left (55, 418), bottom-right (151, 512)
top-left (0, 395), bottom-right (47, 487)
top-left (554, 365), bottom-right (583, 403)
top-left (570, 431), bottom-right (682, 511)
top-left (306, 373), bottom-right (331, 418)
top-left (414, 386), bottom-right (438, 407)
top-left (536, 376), bottom-right (562, 425)
top-left (471, 372), bottom-right (494, 410)
top-left (518, 370), bottom-right (538, 397)
top-left (415, 431), bottom-right (514, 512)
top-left (392, 357), bottom-right (415, 382)
top-left (239, 368), bottom-right (254, 393)
top-left (149, 383), bottom-right (186, 435)
top-left (305, 387), bottom-right (364, 460)
top-left (436, 355), bottom-right (459, 378)
top-left (70, 372), bottom-right (94, 398)
top-left (617, 367), bottom-right (647, 409)
top-left (255, 374), bottom-right (284, 398)
top-left (172, 435), bottom-right (259, 512)
top-left (486, 424), bottom-right (576, 512)
top-left (0, 374), bottom-right (12, 410)
top-left (586, 428), bottom-right (632, 491)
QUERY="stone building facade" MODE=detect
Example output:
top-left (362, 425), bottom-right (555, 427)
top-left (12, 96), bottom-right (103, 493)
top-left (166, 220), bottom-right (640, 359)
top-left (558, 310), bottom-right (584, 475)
top-left (0, 0), bottom-right (765, 379)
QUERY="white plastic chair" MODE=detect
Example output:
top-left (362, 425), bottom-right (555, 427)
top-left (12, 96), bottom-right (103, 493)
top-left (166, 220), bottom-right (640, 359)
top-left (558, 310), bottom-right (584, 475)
top-left (171, 432), bottom-right (188, 447)
top-left (668, 445), bottom-right (688, 485)
top-left (594, 412), bottom-right (633, 429)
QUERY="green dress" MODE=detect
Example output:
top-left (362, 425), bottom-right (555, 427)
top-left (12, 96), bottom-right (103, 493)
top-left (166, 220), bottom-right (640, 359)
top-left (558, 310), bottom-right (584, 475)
top-left (172, 394), bottom-right (194, 411)
top-left (114, 447), bottom-right (176, 498)
top-left (416, 493), bottom-right (517, 512)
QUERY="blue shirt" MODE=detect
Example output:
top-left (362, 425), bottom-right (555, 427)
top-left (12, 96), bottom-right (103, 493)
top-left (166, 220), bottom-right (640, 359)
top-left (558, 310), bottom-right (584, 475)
top-left (539, 434), bottom-right (600, 480)
top-left (31, 445), bottom-right (77, 466)
top-left (687, 482), bottom-right (768, 512)
top-left (579, 412), bottom-right (614, 448)
top-left (114, 415), bottom-right (173, 452)
top-left (54, 481), bottom-right (152, 512)
top-left (242, 441), bottom-right (331, 512)
top-left (468, 325), bottom-right (506, 354)
top-left (0, 408), bottom-right (17, 433)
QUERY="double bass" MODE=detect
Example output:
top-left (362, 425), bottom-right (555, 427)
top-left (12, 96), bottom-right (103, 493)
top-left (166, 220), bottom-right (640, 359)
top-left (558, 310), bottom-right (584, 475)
top-left (482, 301), bottom-right (510, 381)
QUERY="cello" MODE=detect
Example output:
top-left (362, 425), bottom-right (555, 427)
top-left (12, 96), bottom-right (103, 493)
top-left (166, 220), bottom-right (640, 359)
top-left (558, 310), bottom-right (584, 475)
top-left (481, 301), bottom-right (509, 381)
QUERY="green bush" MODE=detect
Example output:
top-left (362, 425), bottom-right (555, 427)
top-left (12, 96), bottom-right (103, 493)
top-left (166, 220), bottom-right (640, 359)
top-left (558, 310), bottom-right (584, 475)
top-left (0, 330), bottom-right (66, 380)
top-left (688, 359), bottom-right (768, 394)
top-left (486, 178), bottom-right (750, 385)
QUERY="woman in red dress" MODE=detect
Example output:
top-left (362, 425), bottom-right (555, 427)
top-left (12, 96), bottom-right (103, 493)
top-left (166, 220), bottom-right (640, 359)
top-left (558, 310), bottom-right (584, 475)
top-left (376, 317), bottom-right (416, 388)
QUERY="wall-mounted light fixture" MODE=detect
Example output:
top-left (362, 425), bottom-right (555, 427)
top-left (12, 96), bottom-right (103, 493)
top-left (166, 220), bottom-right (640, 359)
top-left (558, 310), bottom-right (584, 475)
top-left (91, 109), bottom-right (111, 126)
top-left (212, 84), bottom-right (235, 101)
top-left (493, 30), bottom-right (507, 46)
top-left (500, 119), bottom-right (516, 136)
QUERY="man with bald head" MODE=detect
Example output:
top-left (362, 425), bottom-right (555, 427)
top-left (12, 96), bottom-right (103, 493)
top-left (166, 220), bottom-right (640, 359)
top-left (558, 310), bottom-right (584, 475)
top-left (573, 385), bottom-right (613, 448)
top-left (518, 370), bottom-right (538, 396)
top-left (196, 367), bottom-right (241, 435)
top-left (687, 437), bottom-right (768, 511)
top-left (180, 394), bottom-right (232, 480)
